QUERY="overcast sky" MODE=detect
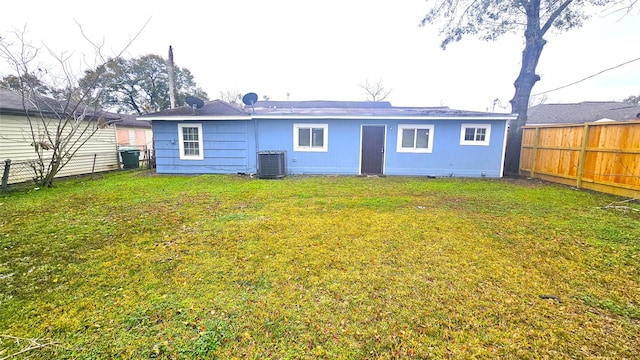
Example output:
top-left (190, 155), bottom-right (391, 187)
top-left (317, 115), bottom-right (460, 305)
top-left (1, 0), bottom-right (638, 112)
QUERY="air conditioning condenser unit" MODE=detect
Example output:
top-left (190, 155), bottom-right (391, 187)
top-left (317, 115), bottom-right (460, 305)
top-left (257, 151), bottom-right (286, 179)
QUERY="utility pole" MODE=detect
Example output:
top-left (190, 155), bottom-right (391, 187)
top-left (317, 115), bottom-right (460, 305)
top-left (168, 45), bottom-right (178, 108)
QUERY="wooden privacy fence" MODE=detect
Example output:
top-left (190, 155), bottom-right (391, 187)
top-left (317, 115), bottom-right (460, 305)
top-left (520, 121), bottom-right (640, 198)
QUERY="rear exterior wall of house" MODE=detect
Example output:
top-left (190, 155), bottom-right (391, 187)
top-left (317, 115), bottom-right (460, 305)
top-left (153, 118), bottom-right (507, 177)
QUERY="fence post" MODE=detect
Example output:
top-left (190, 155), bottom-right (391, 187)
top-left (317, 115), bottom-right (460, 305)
top-left (529, 127), bottom-right (540, 178)
top-left (576, 123), bottom-right (591, 189)
top-left (1, 159), bottom-right (11, 192)
top-left (91, 153), bottom-right (97, 179)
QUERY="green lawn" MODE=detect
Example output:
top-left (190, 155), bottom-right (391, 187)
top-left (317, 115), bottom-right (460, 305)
top-left (1, 171), bottom-right (639, 359)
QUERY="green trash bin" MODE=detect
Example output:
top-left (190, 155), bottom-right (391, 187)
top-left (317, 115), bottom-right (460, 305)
top-left (120, 148), bottom-right (140, 169)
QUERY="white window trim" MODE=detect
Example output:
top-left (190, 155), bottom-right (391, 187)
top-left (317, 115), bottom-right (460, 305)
top-left (396, 124), bottom-right (434, 153)
top-left (293, 123), bottom-right (328, 152)
top-left (178, 123), bottom-right (204, 160)
top-left (460, 123), bottom-right (491, 146)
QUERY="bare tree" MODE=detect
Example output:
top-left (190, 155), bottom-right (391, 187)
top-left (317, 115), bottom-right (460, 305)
top-left (219, 89), bottom-right (242, 106)
top-left (489, 98), bottom-right (509, 112)
top-left (0, 23), bottom-right (146, 187)
top-left (360, 79), bottom-right (392, 102)
top-left (529, 93), bottom-right (549, 107)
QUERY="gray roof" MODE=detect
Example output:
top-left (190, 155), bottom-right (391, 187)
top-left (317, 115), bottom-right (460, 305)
top-left (527, 101), bottom-right (640, 125)
top-left (0, 87), bottom-right (120, 122)
top-left (113, 112), bottom-right (151, 128)
top-left (139, 99), bottom-right (248, 117)
top-left (140, 98), bottom-right (515, 119)
top-left (253, 100), bottom-right (393, 109)
top-left (251, 100), bottom-right (510, 118)
top-left (1, 87), bottom-right (61, 113)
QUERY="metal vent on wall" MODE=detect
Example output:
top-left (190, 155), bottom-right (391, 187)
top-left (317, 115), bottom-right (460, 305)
top-left (257, 151), bottom-right (286, 179)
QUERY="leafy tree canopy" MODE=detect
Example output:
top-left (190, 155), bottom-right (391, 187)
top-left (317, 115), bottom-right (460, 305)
top-left (0, 73), bottom-right (64, 99)
top-left (422, 0), bottom-right (610, 50)
top-left (80, 54), bottom-right (208, 114)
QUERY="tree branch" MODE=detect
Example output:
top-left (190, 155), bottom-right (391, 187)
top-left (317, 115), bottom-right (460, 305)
top-left (359, 79), bottom-right (392, 102)
top-left (601, 197), bottom-right (640, 212)
top-left (541, 0), bottom-right (574, 34)
top-left (0, 334), bottom-right (58, 360)
top-left (1, 19), bottom-right (152, 186)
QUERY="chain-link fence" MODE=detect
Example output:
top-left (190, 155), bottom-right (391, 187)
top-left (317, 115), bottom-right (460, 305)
top-left (1, 159), bottom-right (34, 187)
top-left (1, 148), bottom-right (157, 192)
top-left (144, 148), bottom-right (156, 169)
top-left (1, 151), bottom-right (120, 191)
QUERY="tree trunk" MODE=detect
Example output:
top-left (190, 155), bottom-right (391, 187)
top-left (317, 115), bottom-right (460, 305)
top-left (41, 159), bottom-right (60, 187)
top-left (504, 10), bottom-right (546, 175)
top-left (129, 94), bottom-right (143, 115)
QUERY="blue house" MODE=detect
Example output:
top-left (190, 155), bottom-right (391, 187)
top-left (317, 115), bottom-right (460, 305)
top-left (140, 100), bottom-right (516, 178)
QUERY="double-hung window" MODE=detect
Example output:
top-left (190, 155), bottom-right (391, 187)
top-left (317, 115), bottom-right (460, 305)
top-left (397, 124), bottom-right (434, 153)
top-left (293, 124), bottom-right (328, 152)
top-left (178, 123), bottom-right (204, 160)
top-left (460, 124), bottom-right (491, 146)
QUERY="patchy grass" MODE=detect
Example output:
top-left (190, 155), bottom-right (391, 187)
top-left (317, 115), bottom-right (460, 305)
top-left (0, 171), bottom-right (639, 359)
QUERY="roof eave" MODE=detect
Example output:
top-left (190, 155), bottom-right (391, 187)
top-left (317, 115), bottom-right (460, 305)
top-left (0, 108), bottom-right (117, 121)
top-left (139, 115), bottom-right (252, 121)
top-left (252, 114), bottom-right (517, 120)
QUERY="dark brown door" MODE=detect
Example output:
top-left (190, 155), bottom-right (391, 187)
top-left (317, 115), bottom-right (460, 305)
top-left (361, 126), bottom-right (385, 174)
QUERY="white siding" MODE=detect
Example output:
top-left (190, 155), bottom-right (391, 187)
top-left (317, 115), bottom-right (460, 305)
top-left (0, 114), bottom-right (119, 184)
top-left (145, 129), bottom-right (154, 150)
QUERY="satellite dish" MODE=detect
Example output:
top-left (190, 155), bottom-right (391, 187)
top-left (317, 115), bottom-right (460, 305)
top-left (242, 92), bottom-right (258, 106)
top-left (185, 96), bottom-right (204, 109)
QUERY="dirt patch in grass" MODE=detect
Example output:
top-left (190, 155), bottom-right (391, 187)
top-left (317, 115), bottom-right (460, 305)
top-left (499, 175), bottom-right (555, 188)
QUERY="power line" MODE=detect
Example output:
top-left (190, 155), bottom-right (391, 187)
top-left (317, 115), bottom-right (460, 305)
top-left (532, 56), bottom-right (640, 96)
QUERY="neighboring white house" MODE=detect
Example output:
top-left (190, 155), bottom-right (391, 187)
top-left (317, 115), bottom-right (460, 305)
top-left (0, 88), bottom-right (121, 184)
